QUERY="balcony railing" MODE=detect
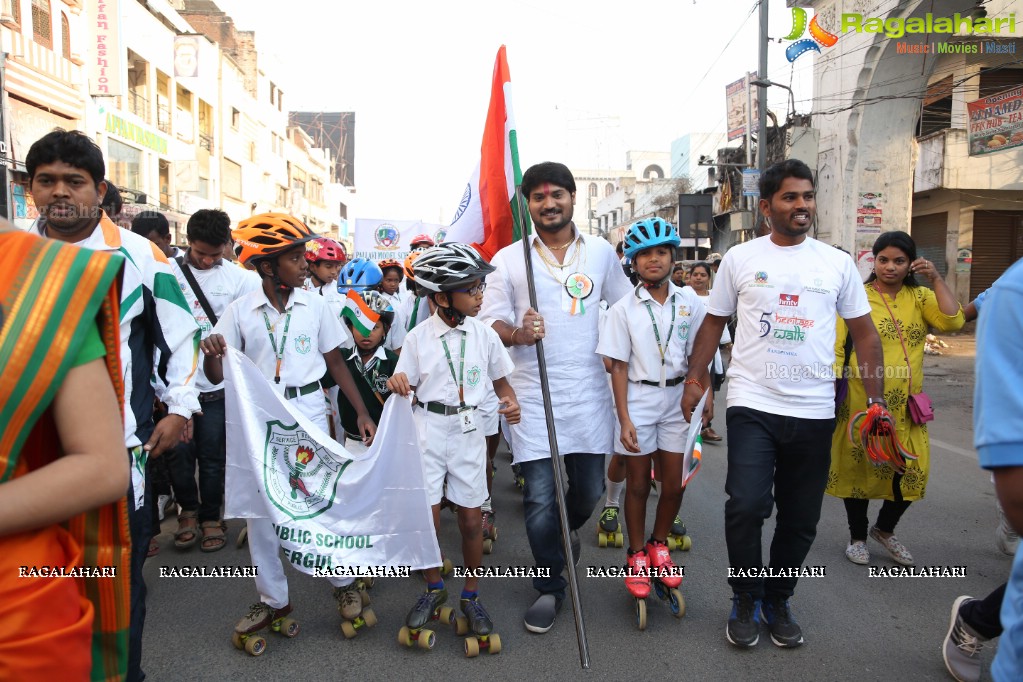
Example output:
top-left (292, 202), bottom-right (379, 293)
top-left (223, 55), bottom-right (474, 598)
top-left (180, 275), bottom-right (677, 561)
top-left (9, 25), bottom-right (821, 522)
top-left (157, 104), bottom-right (171, 134)
top-left (198, 133), bottom-right (213, 153)
top-left (128, 90), bottom-right (148, 122)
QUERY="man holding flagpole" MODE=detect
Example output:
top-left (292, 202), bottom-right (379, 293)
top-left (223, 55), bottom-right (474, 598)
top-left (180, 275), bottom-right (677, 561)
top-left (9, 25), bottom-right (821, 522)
top-left (482, 162), bottom-right (632, 633)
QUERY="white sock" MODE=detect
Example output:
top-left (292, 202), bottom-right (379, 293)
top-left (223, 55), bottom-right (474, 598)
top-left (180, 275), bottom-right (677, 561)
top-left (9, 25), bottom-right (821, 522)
top-left (605, 478), bottom-right (625, 508)
top-left (481, 496), bottom-right (493, 513)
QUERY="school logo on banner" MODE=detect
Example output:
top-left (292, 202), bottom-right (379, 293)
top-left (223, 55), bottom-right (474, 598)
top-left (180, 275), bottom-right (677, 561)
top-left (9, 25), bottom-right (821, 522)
top-left (374, 224), bottom-right (401, 250)
top-left (263, 421), bottom-right (351, 520)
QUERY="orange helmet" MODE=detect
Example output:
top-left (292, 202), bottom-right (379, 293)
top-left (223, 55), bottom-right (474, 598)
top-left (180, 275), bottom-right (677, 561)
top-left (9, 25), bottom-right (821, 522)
top-left (378, 258), bottom-right (403, 278)
top-left (232, 213), bottom-right (314, 265)
top-left (403, 250), bottom-right (423, 281)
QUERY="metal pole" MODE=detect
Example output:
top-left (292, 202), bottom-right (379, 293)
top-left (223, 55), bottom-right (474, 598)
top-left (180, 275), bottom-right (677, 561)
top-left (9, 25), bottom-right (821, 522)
top-left (758, 0), bottom-right (770, 173)
top-left (744, 76), bottom-right (753, 212)
top-left (513, 187), bottom-right (591, 670)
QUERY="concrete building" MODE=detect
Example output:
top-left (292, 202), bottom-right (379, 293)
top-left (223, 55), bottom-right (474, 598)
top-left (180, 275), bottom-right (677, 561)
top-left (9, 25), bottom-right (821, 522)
top-left (671, 132), bottom-right (721, 190)
top-left (284, 124), bottom-right (332, 237)
top-left (795, 0), bottom-right (1023, 300)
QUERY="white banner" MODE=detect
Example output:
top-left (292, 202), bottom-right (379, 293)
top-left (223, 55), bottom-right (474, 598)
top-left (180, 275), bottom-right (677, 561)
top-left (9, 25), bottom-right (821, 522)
top-left (223, 348), bottom-right (441, 573)
top-left (90, 0), bottom-right (123, 96)
top-left (352, 219), bottom-right (447, 262)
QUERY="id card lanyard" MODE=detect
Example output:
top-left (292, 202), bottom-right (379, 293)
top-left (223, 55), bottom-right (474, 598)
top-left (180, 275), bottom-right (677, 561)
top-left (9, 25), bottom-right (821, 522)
top-left (440, 331), bottom-right (467, 406)
top-left (262, 309), bottom-right (293, 384)
top-left (643, 298), bottom-right (676, 388)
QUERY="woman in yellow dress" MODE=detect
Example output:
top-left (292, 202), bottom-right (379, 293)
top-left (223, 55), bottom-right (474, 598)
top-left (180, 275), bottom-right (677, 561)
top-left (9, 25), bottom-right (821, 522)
top-left (827, 231), bottom-right (964, 566)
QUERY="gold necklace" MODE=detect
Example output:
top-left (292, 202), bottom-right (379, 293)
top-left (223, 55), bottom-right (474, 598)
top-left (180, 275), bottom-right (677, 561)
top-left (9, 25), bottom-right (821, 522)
top-left (534, 238), bottom-right (584, 283)
top-left (546, 239), bottom-right (574, 251)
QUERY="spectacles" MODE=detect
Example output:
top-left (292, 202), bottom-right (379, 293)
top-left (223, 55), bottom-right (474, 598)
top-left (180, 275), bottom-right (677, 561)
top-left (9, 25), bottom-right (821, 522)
top-left (452, 282), bottom-right (487, 296)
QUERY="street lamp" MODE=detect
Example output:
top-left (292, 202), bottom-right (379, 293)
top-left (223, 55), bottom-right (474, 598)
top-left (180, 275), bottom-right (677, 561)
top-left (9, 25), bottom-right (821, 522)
top-left (750, 78), bottom-right (796, 121)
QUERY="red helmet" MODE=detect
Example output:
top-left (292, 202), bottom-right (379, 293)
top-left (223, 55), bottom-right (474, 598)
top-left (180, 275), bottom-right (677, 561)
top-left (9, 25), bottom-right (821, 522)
top-left (305, 237), bottom-right (348, 264)
top-left (409, 233), bottom-right (435, 248)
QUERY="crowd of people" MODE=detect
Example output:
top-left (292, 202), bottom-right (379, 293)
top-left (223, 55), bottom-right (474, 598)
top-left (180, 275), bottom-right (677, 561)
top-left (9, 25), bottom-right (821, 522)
top-left (1, 129), bottom-right (1020, 681)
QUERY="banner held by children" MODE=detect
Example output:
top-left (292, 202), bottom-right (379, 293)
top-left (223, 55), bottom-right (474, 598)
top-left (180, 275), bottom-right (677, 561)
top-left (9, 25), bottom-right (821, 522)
top-left (341, 290), bottom-right (380, 337)
top-left (223, 347), bottom-right (441, 574)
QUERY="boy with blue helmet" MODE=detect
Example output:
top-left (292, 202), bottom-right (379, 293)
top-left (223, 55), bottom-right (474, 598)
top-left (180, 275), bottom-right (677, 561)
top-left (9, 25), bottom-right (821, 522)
top-left (596, 217), bottom-right (707, 624)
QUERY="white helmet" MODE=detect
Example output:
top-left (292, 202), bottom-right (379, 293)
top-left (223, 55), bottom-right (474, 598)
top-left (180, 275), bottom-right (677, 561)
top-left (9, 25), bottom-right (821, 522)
top-left (412, 243), bottom-right (495, 293)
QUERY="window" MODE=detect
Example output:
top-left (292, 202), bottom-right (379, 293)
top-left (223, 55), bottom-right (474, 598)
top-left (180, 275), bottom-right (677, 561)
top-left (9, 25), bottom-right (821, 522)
top-left (918, 76), bottom-right (953, 137)
top-left (60, 12), bottom-right (68, 57)
top-left (231, 107), bottom-right (240, 129)
top-left (198, 176), bottom-right (209, 200)
top-left (107, 139), bottom-right (142, 190)
top-left (604, 183), bottom-right (614, 197)
top-left (588, 183), bottom-right (597, 198)
top-left (222, 159), bottom-right (242, 199)
top-left (269, 82), bottom-right (276, 106)
top-left (276, 185), bottom-right (288, 207)
top-left (8, 0), bottom-right (20, 24)
top-left (31, 0), bottom-right (50, 48)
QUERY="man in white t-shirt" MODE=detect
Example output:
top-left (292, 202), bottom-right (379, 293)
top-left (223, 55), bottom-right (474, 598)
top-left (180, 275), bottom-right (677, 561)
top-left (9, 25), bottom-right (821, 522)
top-left (682, 159), bottom-right (885, 650)
top-left (481, 161), bottom-right (632, 634)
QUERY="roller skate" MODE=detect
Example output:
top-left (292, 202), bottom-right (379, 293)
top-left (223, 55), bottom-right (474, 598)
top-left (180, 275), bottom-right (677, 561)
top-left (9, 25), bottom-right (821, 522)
top-left (231, 602), bottom-right (299, 656)
top-left (667, 515), bottom-right (692, 551)
top-left (482, 510), bottom-right (498, 555)
top-left (398, 588), bottom-right (458, 650)
top-left (459, 596), bottom-right (501, 657)
top-left (596, 505), bottom-right (623, 548)
top-left (511, 463), bottom-right (526, 492)
top-left (647, 539), bottom-right (686, 620)
top-left (626, 550), bottom-right (652, 630)
top-left (417, 557), bottom-right (454, 581)
top-left (334, 583), bottom-right (377, 639)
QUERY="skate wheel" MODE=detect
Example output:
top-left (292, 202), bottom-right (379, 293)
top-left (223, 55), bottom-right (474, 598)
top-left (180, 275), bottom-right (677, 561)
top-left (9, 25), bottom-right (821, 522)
top-left (439, 606), bottom-right (454, 623)
top-left (483, 538), bottom-right (493, 555)
top-left (670, 589), bottom-right (685, 618)
top-left (363, 608), bottom-right (378, 628)
top-left (614, 532), bottom-right (624, 548)
top-left (635, 599), bottom-right (647, 631)
top-left (597, 533), bottom-right (607, 548)
top-left (231, 631), bottom-right (244, 650)
top-left (488, 633), bottom-right (502, 655)
top-left (464, 637), bottom-right (480, 658)
top-left (666, 537), bottom-right (677, 551)
top-left (418, 629), bottom-right (436, 649)
top-left (245, 635), bottom-right (266, 656)
top-left (680, 536), bottom-right (692, 551)
top-left (454, 616), bottom-right (469, 636)
top-left (341, 620), bottom-right (357, 639)
top-left (280, 617), bottom-right (300, 638)
top-left (236, 526), bottom-right (248, 549)
top-left (360, 591), bottom-right (372, 607)
top-left (442, 558), bottom-right (454, 575)
top-left (492, 526), bottom-right (498, 541)
top-left (398, 626), bottom-right (412, 647)
top-left (361, 576), bottom-right (375, 590)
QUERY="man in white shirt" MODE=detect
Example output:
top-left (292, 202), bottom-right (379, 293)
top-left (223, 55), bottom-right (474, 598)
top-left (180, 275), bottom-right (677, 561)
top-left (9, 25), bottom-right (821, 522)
top-left (682, 159), bottom-right (885, 650)
top-left (481, 162), bottom-right (632, 633)
top-left (166, 209), bottom-right (259, 552)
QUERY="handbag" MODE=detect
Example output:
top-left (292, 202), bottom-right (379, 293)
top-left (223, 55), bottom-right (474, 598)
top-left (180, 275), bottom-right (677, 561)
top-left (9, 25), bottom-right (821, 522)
top-left (873, 284), bottom-right (934, 425)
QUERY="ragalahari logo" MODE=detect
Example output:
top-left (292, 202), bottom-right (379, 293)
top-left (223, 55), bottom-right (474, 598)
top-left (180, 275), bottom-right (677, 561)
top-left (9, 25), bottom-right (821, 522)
top-left (784, 7), bottom-right (839, 62)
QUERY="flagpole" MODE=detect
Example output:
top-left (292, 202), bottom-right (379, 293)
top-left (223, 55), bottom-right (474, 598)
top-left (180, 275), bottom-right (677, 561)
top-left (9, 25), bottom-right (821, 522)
top-left (513, 187), bottom-right (591, 670)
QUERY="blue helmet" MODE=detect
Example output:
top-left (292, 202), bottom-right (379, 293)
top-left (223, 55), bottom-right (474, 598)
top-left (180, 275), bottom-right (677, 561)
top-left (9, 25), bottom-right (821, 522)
top-left (337, 258), bottom-right (383, 294)
top-left (622, 218), bottom-right (681, 259)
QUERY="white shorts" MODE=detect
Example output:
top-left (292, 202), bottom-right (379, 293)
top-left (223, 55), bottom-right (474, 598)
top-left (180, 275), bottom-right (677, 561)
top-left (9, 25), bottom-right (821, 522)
top-left (614, 381), bottom-right (689, 457)
top-left (413, 407), bottom-right (487, 508)
top-left (477, 390), bottom-right (500, 437)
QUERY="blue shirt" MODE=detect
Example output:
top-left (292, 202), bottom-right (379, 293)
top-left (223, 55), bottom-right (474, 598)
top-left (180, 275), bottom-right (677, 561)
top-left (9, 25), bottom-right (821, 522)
top-left (974, 258), bottom-right (1023, 681)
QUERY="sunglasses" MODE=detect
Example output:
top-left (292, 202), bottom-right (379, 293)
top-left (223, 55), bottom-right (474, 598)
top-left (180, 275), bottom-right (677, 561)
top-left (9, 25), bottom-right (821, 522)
top-left (452, 282), bottom-right (488, 296)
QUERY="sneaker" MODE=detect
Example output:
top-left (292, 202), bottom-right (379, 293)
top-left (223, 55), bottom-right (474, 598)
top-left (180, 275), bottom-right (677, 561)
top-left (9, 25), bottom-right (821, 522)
top-left (524, 593), bottom-right (561, 634)
top-left (869, 527), bottom-right (914, 566)
top-left (942, 596), bottom-right (985, 682)
top-left (845, 540), bottom-right (870, 565)
top-left (157, 494), bottom-right (173, 522)
top-left (726, 593), bottom-right (761, 648)
top-left (333, 584), bottom-right (364, 620)
top-left (760, 595), bottom-right (804, 648)
top-left (996, 501), bottom-right (1020, 555)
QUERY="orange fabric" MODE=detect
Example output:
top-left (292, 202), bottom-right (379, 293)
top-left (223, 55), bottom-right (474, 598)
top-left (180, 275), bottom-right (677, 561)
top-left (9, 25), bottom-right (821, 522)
top-left (0, 525), bottom-right (93, 680)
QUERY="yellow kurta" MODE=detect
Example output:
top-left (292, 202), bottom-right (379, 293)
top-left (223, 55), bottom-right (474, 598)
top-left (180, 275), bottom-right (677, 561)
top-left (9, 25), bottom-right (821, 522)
top-left (826, 284), bottom-right (964, 501)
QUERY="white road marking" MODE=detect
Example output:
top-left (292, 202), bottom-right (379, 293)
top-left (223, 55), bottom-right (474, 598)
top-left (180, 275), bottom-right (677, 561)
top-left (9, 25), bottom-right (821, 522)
top-left (930, 437), bottom-right (976, 460)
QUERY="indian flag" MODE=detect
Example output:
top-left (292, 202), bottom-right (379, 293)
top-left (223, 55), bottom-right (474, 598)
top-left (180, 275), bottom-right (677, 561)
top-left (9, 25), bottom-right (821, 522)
top-left (341, 290), bottom-right (380, 337)
top-left (444, 45), bottom-right (530, 261)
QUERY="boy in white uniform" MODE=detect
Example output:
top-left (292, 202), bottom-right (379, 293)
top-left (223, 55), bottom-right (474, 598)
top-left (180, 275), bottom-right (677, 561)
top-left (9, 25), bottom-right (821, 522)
top-left (597, 218), bottom-right (706, 605)
top-left (200, 213), bottom-right (379, 648)
top-left (388, 243), bottom-right (520, 647)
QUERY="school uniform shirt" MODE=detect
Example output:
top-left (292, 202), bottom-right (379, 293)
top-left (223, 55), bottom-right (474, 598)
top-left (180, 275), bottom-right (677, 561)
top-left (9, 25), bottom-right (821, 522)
top-left (213, 287), bottom-right (346, 396)
top-left (39, 215), bottom-right (201, 447)
top-left (480, 228), bottom-right (633, 463)
top-left (707, 235), bottom-right (870, 420)
top-left (402, 293), bottom-right (432, 334)
top-left (171, 253), bottom-right (260, 393)
top-left (597, 282), bottom-right (706, 383)
top-left (395, 311), bottom-right (514, 408)
top-left (381, 291), bottom-right (407, 351)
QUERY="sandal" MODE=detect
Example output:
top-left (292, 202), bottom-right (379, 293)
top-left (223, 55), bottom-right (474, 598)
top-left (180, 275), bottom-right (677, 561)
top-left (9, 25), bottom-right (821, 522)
top-left (174, 510), bottom-right (199, 550)
top-left (147, 538), bottom-right (161, 558)
top-left (200, 520), bottom-right (227, 553)
top-left (702, 427), bottom-right (723, 443)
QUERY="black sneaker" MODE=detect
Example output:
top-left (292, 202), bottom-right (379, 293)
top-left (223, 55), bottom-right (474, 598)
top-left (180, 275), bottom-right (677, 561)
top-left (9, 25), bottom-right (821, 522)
top-left (524, 594), bottom-right (562, 634)
top-left (726, 593), bottom-right (761, 648)
top-left (760, 595), bottom-right (804, 648)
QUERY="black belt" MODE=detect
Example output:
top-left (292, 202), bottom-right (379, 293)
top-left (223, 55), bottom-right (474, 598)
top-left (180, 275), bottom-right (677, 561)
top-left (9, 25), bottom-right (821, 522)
top-left (284, 381), bottom-right (321, 400)
top-left (415, 400), bottom-right (474, 416)
top-left (344, 431), bottom-right (364, 443)
top-left (199, 389), bottom-right (225, 403)
top-left (640, 376), bottom-right (686, 387)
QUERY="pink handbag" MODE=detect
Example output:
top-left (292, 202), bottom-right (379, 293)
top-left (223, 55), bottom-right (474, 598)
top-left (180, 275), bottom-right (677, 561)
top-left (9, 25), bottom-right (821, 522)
top-left (875, 285), bottom-right (934, 425)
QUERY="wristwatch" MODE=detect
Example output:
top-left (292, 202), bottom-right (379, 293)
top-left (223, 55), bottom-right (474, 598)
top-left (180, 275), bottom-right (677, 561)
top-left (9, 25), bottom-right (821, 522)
top-left (866, 397), bottom-right (888, 408)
